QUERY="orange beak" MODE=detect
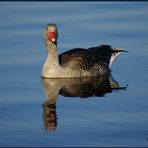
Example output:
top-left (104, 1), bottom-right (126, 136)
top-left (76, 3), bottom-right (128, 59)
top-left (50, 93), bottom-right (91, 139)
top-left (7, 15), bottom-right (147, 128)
top-left (48, 31), bottom-right (56, 42)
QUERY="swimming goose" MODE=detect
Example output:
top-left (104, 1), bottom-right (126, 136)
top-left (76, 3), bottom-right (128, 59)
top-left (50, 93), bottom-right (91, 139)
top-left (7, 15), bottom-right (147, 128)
top-left (42, 23), bottom-right (127, 78)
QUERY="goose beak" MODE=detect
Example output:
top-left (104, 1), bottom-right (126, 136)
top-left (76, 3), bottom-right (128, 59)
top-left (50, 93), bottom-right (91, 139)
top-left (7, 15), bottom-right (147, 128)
top-left (48, 31), bottom-right (56, 42)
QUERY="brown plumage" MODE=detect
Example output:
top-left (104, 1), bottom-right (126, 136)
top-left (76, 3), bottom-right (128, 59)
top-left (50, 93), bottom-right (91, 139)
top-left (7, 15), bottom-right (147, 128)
top-left (59, 45), bottom-right (113, 70)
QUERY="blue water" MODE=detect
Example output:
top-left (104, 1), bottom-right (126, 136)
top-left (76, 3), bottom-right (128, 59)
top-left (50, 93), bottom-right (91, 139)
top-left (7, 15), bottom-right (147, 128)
top-left (0, 2), bottom-right (148, 147)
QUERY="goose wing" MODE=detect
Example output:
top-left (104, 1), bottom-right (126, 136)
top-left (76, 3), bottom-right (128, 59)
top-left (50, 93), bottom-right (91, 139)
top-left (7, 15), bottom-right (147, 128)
top-left (59, 48), bottom-right (94, 70)
top-left (87, 45), bottom-right (113, 65)
top-left (59, 45), bottom-right (113, 70)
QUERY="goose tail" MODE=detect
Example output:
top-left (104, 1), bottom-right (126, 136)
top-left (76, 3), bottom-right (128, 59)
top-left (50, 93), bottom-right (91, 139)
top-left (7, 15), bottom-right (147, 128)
top-left (109, 48), bottom-right (128, 70)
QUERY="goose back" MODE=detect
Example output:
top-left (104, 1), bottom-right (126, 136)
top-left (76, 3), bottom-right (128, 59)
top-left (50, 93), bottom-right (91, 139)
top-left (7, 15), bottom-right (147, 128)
top-left (59, 45), bottom-right (113, 70)
top-left (59, 48), bottom-right (94, 70)
top-left (87, 45), bottom-right (112, 65)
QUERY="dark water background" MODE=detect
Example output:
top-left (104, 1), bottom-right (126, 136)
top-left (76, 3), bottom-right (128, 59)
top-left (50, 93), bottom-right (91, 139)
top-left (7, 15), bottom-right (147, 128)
top-left (0, 2), bottom-right (148, 147)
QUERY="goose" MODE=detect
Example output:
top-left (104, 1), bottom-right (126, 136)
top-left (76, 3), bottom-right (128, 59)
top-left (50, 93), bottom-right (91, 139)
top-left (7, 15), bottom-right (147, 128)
top-left (42, 23), bottom-right (127, 78)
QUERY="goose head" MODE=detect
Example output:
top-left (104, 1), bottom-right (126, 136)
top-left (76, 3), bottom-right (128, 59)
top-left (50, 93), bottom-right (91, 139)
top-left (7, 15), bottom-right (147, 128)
top-left (44, 23), bottom-right (58, 46)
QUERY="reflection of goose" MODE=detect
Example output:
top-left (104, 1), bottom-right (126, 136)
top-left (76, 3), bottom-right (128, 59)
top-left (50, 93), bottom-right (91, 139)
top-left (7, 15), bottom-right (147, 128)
top-left (42, 103), bottom-right (57, 131)
top-left (41, 74), bottom-right (127, 131)
top-left (42, 24), bottom-right (127, 78)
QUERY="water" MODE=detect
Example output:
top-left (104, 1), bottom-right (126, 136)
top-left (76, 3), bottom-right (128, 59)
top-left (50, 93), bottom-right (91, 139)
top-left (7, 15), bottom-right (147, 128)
top-left (0, 2), bottom-right (148, 147)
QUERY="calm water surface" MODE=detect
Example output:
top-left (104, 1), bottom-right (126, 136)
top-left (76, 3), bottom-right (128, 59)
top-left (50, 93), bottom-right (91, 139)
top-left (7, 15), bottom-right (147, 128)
top-left (0, 2), bottom-right (148, 147)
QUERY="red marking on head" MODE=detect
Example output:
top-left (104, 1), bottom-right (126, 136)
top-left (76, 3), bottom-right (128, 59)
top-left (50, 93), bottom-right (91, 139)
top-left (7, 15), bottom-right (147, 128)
top-left (48, 31), bottom-right (56, 42)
